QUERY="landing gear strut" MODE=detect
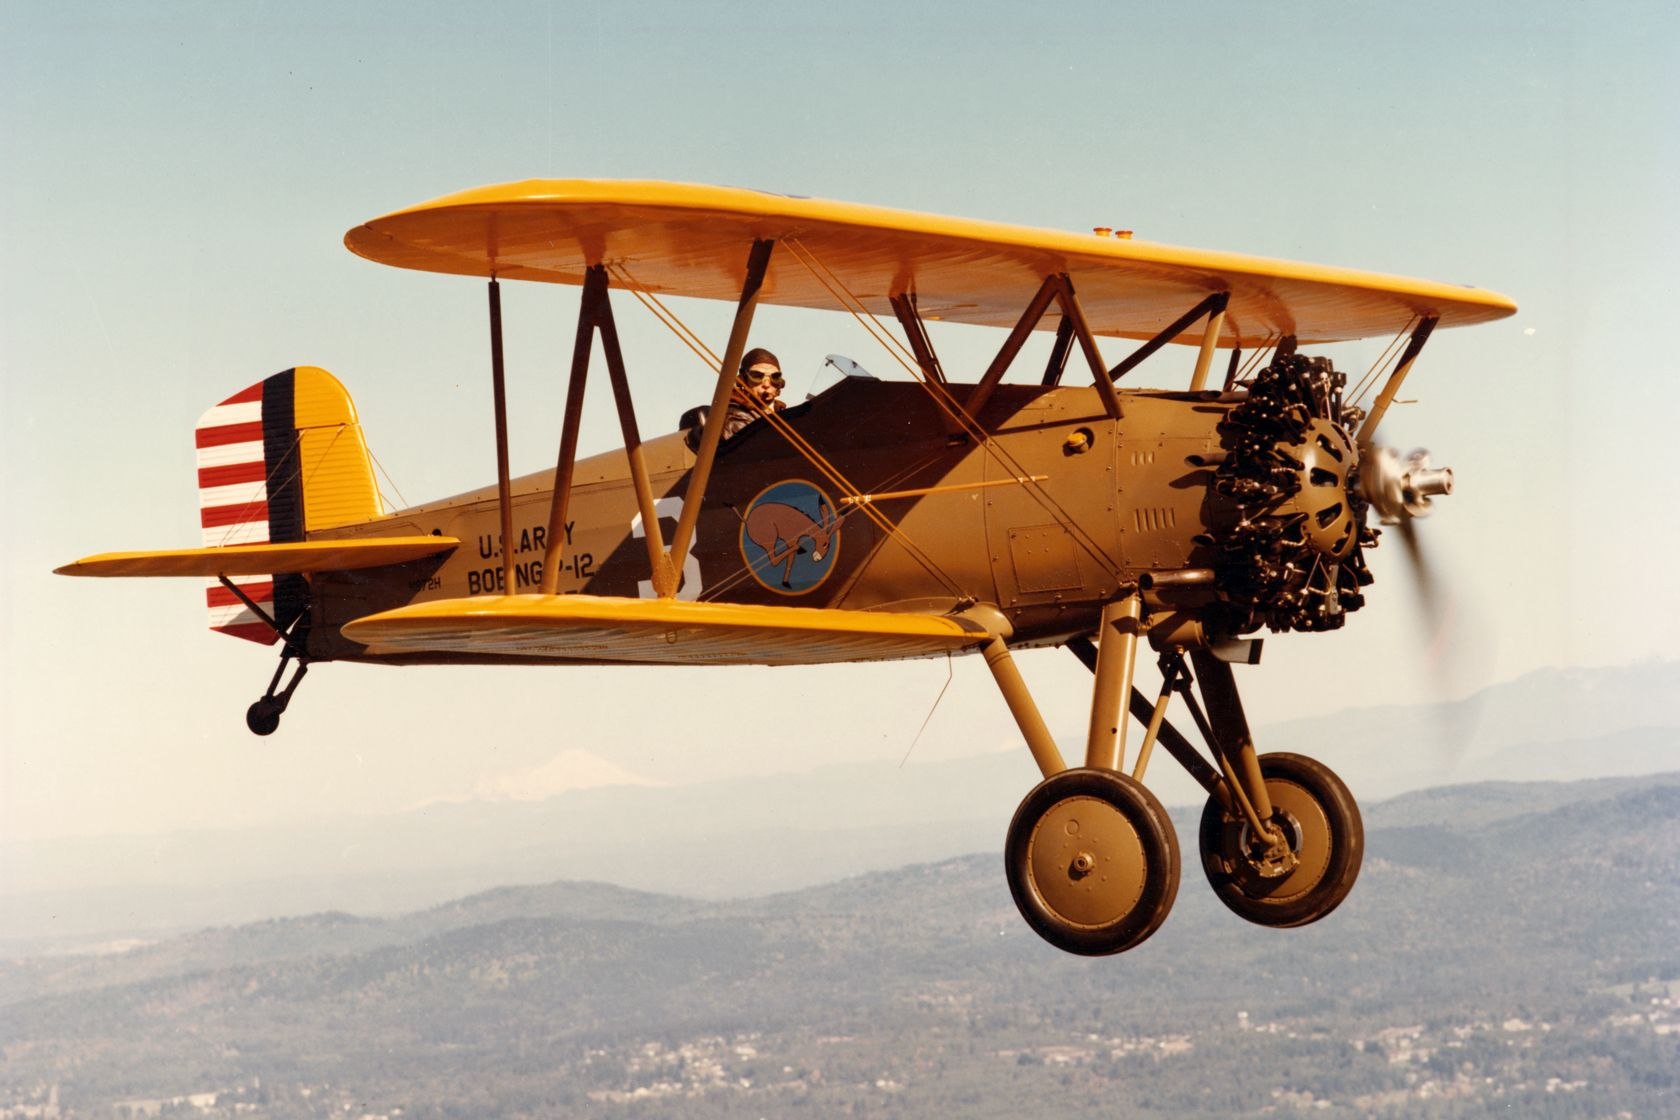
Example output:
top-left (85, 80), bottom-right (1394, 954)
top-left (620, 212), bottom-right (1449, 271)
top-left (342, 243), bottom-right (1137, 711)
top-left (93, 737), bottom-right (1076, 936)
top-left (986, 614), bottom-right (1364, 955)
top-left (245, 636), bottom-right (309, 737)
top-left (1173, 650), bottom-right (1363, 927)
top-left (216, 576), bottom-right (311, 737)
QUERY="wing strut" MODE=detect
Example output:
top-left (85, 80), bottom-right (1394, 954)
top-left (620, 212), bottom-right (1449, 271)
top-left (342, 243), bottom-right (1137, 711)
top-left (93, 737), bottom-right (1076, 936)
top-left (537, 270), bottom-right (601, 594)
top-left (1107, 291), bottom-right (1231, 386)
top-left (1357, 315), bottom-right (1438, 444)
top-left (667, 239), bottom-right (775, 585)
top-left (488, 280), bottom-right (517, 599)
top-left (1187, 292), bottom-right (1232, 392)
top-left (1042, 318), bottom-right (1075, 386)
top-left (964, 275), bottom-right (1059, 419)
top-left (490, 274), bottom-right (665, 599)
top-left (534, 265), bottom-right (676, 596)
top-left (1056, 274), bottom-right (1124, 416)
top-left (615, 246), bottom-right (975, 601)
top-left (965, 275), bottom-right (1123, 421)
top-left (595, 267), bottom-right (678, 595)
top-left (857, 269), bottom-right (1127, 584)
top-left (888, 292), bottom-right (947, 386)
top-left (889, 291), bottom-right (965, 438)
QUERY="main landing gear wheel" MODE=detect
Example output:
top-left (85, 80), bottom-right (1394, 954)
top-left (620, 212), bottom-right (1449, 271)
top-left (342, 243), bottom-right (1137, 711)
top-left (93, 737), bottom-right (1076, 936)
top-left (1005, 767), bottom-right (1180, 956)
top-left (1198, 752), bottom-right (1363, 928)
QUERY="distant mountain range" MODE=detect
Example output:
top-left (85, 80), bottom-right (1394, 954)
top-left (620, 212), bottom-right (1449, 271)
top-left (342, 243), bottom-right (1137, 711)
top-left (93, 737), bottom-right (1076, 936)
top-left (3, 659), bottom-right (1675, 952)
top-left (3, 773), bottom-right (1677, 1119)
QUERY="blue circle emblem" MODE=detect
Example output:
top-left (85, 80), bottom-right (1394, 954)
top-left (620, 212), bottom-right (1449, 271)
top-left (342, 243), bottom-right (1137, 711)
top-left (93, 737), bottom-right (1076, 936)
top-left (739, 480), bottom-right (842, 595)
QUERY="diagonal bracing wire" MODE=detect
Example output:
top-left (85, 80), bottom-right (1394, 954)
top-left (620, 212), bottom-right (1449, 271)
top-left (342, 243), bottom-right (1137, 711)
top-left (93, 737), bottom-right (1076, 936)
top-left (608, 262), bottom-right (973, 601)
top-left (1347, 316), bottom-right (1419, 412)
top-left (781, 238), bottom-right (1129, 584)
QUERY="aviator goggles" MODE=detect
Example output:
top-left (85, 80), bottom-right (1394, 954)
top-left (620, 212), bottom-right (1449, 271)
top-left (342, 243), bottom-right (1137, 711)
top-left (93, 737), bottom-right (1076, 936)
top-left (742, 366), bottom-right (785, 388)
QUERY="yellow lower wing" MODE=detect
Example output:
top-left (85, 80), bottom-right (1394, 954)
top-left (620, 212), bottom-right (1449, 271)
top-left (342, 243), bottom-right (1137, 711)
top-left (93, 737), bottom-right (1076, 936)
top-left (342, 594), bottom-right (992, 666)
top-left (55, 537), bottom-right (460, 577)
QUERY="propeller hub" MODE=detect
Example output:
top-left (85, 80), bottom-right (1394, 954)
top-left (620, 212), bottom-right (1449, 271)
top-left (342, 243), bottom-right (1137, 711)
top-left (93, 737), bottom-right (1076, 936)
top-left (1362, 447), bottom-right (1454, 523)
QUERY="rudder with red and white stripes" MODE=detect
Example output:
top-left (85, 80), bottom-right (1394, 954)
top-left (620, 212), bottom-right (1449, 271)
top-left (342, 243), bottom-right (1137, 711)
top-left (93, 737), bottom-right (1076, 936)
top-left (194, 367), bottom-right (381, 644)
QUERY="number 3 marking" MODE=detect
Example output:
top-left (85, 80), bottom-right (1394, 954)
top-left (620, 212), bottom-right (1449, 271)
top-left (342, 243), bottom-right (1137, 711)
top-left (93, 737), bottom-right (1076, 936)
top-left (632, 496), bottom-right (704, 600)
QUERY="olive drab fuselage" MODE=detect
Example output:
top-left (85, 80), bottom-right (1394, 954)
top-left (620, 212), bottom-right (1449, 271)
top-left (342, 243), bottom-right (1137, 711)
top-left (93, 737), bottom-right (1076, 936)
top-left (305, 377), bottom-right (1240, 664)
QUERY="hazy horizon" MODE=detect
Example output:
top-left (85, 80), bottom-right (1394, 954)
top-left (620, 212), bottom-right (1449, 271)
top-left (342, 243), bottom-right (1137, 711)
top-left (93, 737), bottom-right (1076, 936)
top-left (5, 3), bottom-right (1676, 850)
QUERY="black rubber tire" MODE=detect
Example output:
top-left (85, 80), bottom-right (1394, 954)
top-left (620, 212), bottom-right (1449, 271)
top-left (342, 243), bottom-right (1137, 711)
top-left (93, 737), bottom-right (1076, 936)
top-left (1198, 752), bottom-right (1363, 928)
top-left (1005, 767), bottom-right (1180, 956)
top-left (246, 700), bottom-right (281, 737)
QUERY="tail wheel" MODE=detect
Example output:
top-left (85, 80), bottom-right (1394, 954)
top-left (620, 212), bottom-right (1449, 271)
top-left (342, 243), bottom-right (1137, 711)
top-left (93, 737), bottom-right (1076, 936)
top-left (245, 700), bottom-right (282, 736)
top-left (1005, 768), bottom-right (1180, 956)
top-left (1198, 752), bottom-right (1363, 928)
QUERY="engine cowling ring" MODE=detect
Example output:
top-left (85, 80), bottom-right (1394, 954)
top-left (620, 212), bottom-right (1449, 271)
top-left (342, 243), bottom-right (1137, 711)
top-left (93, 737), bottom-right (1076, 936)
top-left (1205, 354), bottom-right (1375, 635)
top-left (1277, 418), bottom-right (1359, 560)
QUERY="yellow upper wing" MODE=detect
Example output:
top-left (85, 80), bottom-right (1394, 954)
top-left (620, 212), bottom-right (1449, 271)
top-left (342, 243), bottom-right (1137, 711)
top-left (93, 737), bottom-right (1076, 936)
top-left (345, 179), bottom-right (1516, 346)
top-left (341, 594), bottom-right (992, 666)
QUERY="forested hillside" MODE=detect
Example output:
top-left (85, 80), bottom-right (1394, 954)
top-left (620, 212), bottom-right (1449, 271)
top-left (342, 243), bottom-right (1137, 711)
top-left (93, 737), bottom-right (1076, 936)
top-left (3, 774), bottom-right (1676, 1119)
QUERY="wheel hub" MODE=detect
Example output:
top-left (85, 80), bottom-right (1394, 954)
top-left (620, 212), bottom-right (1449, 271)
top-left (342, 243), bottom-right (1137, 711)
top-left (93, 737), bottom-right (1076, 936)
top-left (1006, 767), bottom-right (1182, 955)
top-left (1238, 811), bottom-right (1303, 879)
top-left (1223, 780), bottom-right (1333, 898)
top-left (1026, 795), bottom-right (1147, 929)
top-left (1197, 753), bottom-right (1364, 929)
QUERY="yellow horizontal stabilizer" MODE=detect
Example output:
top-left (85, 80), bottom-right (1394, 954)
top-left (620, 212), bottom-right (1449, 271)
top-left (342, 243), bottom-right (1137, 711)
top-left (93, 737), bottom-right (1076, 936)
top-left (341, 594), bottom-right (992, 666)
top-left (55, 536), bottom-right (460, 578)
top-left (345, 179), bottom-right (1516, 346)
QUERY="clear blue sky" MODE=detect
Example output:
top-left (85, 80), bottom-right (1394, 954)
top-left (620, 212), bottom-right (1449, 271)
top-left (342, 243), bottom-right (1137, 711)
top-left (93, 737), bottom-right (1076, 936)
top-left (3, 1), bottom-right (1675, 841)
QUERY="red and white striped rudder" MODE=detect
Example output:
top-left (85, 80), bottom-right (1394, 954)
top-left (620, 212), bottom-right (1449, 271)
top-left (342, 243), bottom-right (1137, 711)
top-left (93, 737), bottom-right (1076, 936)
top-left (194, 367), bottom-right (381, 643)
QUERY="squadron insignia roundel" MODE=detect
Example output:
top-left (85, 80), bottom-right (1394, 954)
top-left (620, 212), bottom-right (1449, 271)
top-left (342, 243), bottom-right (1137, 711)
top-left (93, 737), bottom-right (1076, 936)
top-left (739, 480), bottom-right (842, 595)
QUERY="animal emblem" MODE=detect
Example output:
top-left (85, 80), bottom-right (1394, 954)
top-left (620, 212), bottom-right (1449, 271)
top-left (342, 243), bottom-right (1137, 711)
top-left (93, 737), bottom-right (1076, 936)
top-left (744, 498), bottom-right (838, 588)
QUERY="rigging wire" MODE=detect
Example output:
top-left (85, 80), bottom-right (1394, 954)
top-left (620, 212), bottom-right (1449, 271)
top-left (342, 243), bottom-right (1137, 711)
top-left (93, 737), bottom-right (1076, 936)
top-left (1235, 335), bottom-right (1278, 381)
top-left (678, 444), bottom-right (961, 605)
top-left (219, 425), bottom-right (404, 547)
top-left (209, 431), bottom-right (308, 541)
top-left (366, 444), bottom-right (411, 514)
top-left (1347, 316), bottom-right (1418, 411)
top-left (781, 238), bottom-right (1128, 584)
top-left (607, 264), bottom-right (722, 370)
top-left (900, 652), bottom-right (955, 768)
top-left (610, 261), bottom-right (972, 600)
top-left (731, 385), bottom-right (972, 600)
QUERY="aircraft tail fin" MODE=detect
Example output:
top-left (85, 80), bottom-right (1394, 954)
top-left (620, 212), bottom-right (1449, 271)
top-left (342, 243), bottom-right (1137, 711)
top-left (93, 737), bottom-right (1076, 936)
top-left (195, 366), bottom-right (383, 643)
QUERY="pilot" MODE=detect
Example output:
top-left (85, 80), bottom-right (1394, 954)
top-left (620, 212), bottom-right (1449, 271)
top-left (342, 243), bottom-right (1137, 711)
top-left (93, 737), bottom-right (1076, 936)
top-left (682, 347), bottom-right (786, 450)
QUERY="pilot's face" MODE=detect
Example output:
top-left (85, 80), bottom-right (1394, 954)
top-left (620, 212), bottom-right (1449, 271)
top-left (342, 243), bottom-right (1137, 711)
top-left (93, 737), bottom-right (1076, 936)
top-left (743, 363), bottom-right (784, 406)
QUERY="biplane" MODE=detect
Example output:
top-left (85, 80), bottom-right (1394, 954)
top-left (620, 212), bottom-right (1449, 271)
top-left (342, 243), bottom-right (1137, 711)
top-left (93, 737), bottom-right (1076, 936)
top-left (56, 180), bottom-right (1515, 955)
